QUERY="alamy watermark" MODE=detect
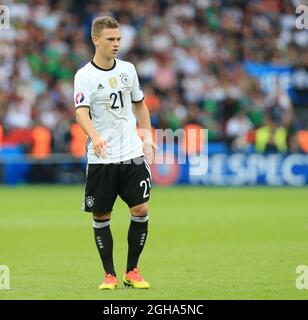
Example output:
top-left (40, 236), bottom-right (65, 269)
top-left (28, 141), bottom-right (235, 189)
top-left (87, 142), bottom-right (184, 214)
top-left (0, 265), bottom-right (10, 290)
top-left (295, 265), bottom-right (308, 289)
top-left (95, 127), bottom-right (209, 176)
top-left (295, 5), bottom-right (308, 29)
top-left (0, 5), bottom-right (10, 29)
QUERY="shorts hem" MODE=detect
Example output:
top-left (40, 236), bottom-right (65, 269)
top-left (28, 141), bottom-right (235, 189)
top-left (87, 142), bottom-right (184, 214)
top-left (83, 208), bottom-right (113, 214)
top-left (128, 197), bottom-right (150, 209)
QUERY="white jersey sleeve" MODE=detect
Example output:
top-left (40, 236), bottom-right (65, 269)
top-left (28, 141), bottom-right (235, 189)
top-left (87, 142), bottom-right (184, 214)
top-left (130, 64), bottom-right (144, 103)
top-left (74, 71), bottom-right (91, 108)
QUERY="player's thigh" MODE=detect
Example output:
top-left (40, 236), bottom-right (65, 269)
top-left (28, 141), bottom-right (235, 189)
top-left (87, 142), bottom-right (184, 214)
top-left (84, 164), bottom-right (118, 214)
top-left (119, 156), bottom-right (152, 208)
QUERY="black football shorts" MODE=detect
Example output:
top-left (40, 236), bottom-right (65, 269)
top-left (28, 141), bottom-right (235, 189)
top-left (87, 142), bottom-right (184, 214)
top-left (83, 156), bottom-right (152, 214)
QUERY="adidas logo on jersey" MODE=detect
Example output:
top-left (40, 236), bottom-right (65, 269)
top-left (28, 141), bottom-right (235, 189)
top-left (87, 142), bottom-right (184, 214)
top-left (97, 83), bottom-right (104, 90)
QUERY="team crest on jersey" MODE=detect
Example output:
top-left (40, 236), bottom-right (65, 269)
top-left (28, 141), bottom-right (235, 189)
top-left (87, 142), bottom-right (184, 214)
top-left (120, 73), bottom-right (130, 86)
top-left (108, 77), bottom-right (118, 88)
top-left (75, 92), bottom-right (85, 104)
top-left (85, 196), bottom-right (95, 208)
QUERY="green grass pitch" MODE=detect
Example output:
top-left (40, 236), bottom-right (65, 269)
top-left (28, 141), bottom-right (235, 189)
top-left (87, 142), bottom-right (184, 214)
top-left (0, 185), bottom-right (307, 300)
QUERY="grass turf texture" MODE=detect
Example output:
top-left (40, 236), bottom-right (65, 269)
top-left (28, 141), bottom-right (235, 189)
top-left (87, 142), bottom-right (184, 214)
top-left (0, 186), bottom-right (307, 300)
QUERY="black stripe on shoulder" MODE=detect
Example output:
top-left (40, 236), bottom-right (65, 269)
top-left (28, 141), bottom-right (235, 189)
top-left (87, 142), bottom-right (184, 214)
top-left (132, 97), bottom-right (144, 103)
top-left (75, 105), bottom-right (90, 110)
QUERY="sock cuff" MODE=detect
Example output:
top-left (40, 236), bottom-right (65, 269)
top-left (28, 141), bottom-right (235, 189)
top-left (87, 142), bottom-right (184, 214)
top-left (131, 214), bottom-right (149, 223)
top-left (93, 219), bottom-right (110, 228)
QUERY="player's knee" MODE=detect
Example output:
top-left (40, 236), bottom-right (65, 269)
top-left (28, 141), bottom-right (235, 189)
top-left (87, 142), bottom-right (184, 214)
top-left (130, 203), bottom-right (148, 216)
top-left (93, 212), bottom-right (111, 220)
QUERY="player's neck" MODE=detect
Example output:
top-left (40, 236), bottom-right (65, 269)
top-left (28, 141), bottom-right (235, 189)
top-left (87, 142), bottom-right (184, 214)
top-left (92, 55), bottom-right (115, 70)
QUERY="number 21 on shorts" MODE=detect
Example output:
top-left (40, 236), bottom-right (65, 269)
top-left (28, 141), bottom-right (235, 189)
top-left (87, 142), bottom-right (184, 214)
top-left (140, 178), bottom-right (151, 198)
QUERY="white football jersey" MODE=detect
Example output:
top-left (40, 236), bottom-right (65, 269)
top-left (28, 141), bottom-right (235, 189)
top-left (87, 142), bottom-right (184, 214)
top-left (74, 59), bottom-right (144, 163)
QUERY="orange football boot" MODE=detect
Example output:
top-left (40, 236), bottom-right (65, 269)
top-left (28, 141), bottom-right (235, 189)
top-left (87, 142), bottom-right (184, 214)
top-left (98, 273), bottom-right (119, 290)
top-left (123, 268), bottom-right (150, 289)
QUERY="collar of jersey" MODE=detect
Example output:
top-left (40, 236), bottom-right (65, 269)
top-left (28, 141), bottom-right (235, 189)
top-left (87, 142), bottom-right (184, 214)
top-left (91, 59), bottom-right (116, 71)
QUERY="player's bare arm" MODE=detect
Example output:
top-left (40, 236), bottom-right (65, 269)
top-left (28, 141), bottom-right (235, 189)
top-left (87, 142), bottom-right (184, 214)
top-left (75, 107), bottom-right (108, 158)
top-left (133, 100), bottom-right (157, 164)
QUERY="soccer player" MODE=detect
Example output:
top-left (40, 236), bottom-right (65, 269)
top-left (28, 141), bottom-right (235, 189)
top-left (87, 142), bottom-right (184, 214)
top-left (74, 16), bottom-right (156, 289)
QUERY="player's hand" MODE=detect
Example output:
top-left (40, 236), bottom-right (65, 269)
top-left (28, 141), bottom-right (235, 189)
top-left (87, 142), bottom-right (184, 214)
top-left (143, 139), bottom-right (158, 165)
top-left (92, 135), bottom-right (109, 158)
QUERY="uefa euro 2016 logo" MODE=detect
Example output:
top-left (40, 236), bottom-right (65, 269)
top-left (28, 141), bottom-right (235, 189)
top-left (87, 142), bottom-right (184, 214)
top-left (0, 5), bottom-right (10, 29)
top-left (295, 5), bottom-right (308, 29)
top-left (0, 265), bottom-right (10, 290)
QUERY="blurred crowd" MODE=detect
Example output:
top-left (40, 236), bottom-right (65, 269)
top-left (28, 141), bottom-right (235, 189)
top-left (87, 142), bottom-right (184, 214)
top-left (0, 0), bottom-right (308, 156)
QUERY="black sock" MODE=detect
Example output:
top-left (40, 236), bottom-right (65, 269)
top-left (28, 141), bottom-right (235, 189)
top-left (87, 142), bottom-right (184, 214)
top-left (93, 218), bottom-right (116, 276)
top-left (126, 214), bottom-right (149, 273)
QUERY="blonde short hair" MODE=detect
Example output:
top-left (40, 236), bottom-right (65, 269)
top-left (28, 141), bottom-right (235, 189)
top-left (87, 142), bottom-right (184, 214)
top-left (91, 16), bottom-right (120, 38)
